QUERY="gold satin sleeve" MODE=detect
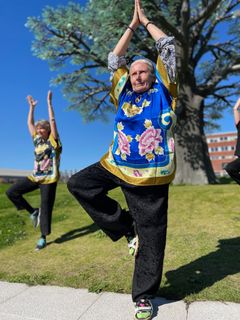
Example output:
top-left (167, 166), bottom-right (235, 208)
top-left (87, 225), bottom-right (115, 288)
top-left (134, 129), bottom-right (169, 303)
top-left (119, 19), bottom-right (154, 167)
top-left (156, 56), bottom-right (178, 111)
top-left (109, 67), bottom-right (129, 109)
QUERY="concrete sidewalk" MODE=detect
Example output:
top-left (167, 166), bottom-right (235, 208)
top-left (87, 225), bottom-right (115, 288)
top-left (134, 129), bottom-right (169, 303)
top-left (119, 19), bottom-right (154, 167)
top-left (0, 281), bottom-right (239, 320)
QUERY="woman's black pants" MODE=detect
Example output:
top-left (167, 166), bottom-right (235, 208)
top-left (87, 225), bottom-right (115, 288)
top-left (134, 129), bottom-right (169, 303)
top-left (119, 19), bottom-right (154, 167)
top-left (67, 162), bottom-right (169, 302)
top-left (6, 178), bottom-right (57, 236)
top-left (224, 157), bottom-right (240, 185)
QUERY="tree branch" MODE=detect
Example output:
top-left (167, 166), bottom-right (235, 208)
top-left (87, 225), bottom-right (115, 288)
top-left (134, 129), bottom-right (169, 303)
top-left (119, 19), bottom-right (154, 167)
top-left (211, 93), bottom-right (234, 106)
top-left (148, 6), bottom-right (186, 44)
top-left (88, 91), bottom-right (110, 118)
top-left (46, 26), bottom-right (107, 68)
top-left (181, 0), bottom-right (190, 36)
top-left (191, 1), bottom-right (239, 66)
top-left (214, 83), bottom-right (240, 91)
top-left (197, 58), bottom-right (240, 95)
top-left (188, 0), bottom-right (222, 28)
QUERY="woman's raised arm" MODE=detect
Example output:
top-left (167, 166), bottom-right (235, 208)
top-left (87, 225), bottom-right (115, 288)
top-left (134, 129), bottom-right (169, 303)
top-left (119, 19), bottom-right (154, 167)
top-left (112, 0), bottom-right (140, 57)
top-left (27, 95), bottom-right (37, 137)
top-left (137, 0), bottom-right (167, 40)
top-left (233, 98), bottom-right (240, 126)
top-left (47, 91), bottom-right (58, 140)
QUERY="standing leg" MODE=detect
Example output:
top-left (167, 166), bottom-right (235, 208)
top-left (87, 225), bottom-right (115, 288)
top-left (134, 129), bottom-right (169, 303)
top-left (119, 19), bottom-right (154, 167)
top-left (122, 184), bottom-right (169, 302)
top-left (67, 162), bottom-right (134, 241)
top-left (6, 178), bottom-right (39, 213)
top-left (224, 157), bottom-right (240, 184)
top-left (39, 182), bottom-right (57, 236)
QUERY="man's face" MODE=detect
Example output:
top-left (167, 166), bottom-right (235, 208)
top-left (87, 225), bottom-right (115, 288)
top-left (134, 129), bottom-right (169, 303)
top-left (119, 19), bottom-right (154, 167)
top-left (130, 61), bottom-right (154, 94)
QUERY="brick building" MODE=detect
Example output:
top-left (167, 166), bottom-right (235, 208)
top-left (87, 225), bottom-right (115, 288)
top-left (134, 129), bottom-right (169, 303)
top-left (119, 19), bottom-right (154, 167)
top-left (206, 131), bottom-right (237, 177)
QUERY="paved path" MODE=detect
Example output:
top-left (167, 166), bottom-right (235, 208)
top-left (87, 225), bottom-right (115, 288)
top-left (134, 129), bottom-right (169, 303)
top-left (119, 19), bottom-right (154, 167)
top-left (0, 281), bottom-right (239, 320)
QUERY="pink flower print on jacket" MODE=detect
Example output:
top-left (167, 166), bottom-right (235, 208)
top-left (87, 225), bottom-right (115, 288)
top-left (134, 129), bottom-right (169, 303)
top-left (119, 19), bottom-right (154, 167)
top-left (115, 122), bottom-right (132, 160)
top-left (33, 158), bottom-right (51, 173)
top-left (133, 170), bottom-right (142, 177)
top-left (137, 121), bottom-right (163, 161)
top-left (168, 137), bottom-right (175, 152)
top-left (118, 130), bottom-right (131, 156)
top-left (40, 158), bottom-right (51, 171)
top-left (34, 161), bottom-right (38, 171)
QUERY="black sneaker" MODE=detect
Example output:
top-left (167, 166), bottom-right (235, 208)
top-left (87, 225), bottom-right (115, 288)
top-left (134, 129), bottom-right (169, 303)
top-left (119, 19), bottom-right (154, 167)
top-left (134, 299), bottom-right (153, 320)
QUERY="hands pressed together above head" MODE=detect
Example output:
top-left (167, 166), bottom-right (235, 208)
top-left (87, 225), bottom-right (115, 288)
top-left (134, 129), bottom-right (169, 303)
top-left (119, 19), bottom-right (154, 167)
top-left (128, 0), bottom-right (167, 43)
top-left (129, 0), bottom-right (149, 31)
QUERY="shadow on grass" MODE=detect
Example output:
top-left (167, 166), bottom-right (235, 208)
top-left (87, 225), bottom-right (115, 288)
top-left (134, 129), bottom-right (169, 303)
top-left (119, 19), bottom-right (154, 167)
top-left (49, 223), bottom-right (99, 245)
top-left (160, 237), bottom-right (240, 300)
top-left (217, 176), bottom-right (235, 184)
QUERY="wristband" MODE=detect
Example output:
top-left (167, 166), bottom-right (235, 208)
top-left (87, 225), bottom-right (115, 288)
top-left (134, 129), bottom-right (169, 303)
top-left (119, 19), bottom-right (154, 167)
top-left (127, 26), bottom-right (135, 33)
top-left (145, 21), bottom-right (154, 29)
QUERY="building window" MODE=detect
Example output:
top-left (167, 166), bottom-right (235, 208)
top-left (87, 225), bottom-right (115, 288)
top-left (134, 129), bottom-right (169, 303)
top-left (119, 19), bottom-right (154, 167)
top-left (220, 146), bottom-right (228, 151)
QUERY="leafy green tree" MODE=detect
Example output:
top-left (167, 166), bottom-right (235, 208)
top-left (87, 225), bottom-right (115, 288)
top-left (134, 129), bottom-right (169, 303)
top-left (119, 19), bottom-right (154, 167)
top-left (26, 0), bottom-right (240, 184)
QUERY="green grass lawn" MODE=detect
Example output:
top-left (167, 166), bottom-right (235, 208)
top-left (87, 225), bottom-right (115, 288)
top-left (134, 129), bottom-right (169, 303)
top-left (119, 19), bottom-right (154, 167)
top-left (0, 182), bottom-right (239, 302)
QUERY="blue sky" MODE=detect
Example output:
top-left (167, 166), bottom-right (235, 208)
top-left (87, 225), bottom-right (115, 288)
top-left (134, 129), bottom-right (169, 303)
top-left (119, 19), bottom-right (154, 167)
top-left (0, 1), bottom-right (238, 172)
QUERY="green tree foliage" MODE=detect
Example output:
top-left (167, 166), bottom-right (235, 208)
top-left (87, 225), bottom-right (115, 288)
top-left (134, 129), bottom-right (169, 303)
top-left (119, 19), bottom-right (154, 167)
top-left (26, 0), bottom-right (240, 183)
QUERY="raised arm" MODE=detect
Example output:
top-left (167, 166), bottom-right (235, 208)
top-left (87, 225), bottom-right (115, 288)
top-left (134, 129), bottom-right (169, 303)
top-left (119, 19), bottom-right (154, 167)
top-left (47, 91), bottom-right (58, 140)
top-left (233, 98), bottom-right (240, 126)
top-left (27, 95), bottom-right (37, 137)
top-left (112, 0), bottom-right (140, 57)
top-left (137, 0), bottom-right (167, 40)
top-left (137, 0), bottom-right (176, 83)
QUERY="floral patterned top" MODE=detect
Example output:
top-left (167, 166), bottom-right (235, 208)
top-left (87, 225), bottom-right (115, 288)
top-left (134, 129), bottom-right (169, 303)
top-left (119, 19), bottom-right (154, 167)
top-left (28, 132), bottom-right (62, 184)
top-left (100, 37), bottom-right (177, 186)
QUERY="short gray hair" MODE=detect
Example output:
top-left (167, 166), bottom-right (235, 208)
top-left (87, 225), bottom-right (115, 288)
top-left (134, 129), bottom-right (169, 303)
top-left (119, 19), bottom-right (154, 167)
top-left (130, 58), bottom-right (155, 79)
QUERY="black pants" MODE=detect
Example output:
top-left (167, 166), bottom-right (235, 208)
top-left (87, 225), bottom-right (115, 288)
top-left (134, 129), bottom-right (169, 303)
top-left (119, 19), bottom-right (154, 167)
top-left (224, 157), bottom-right (240, 185)
top-left (67, 162), bottom-right (169, 302)
top-left (6, 178), bottom-right (57, 236)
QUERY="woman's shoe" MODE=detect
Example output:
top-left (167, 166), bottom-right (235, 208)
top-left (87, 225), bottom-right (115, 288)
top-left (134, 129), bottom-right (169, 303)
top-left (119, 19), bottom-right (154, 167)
top-left (30, 209), bottom-right (40, 229)
top-left (127, 235), bottom-right (139, 257)
top-left (134, 299), bottom-right (153, 320)
top-left (35, 237), bottom-right (46, 251)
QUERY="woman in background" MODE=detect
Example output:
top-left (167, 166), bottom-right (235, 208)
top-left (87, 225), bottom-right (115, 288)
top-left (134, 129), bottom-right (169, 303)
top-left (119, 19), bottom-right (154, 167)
top-left (6, 91), bottom-right (62, 251)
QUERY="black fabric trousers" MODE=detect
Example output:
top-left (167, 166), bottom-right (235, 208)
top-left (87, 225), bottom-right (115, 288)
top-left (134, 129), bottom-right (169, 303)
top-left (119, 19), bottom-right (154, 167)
top-left (224, 157), bottom-right (240, 185)
top-left (6, 178), bottom-right (57, 236)
top-left (67, 162), bottom-right (169, 302)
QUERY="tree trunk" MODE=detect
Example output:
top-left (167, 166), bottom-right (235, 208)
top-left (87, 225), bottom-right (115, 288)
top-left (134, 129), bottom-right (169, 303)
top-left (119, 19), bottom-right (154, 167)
top-left (173, 89), bottom-right (216, 185)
